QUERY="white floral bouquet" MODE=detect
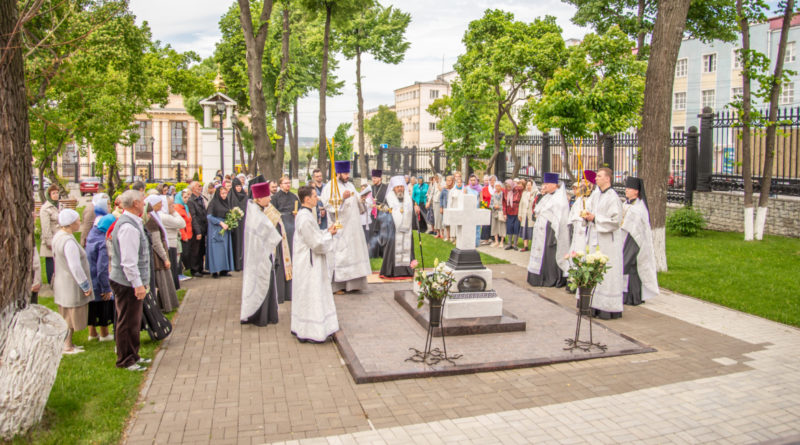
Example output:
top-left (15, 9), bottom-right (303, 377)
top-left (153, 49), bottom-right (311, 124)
top-left (221, 207), bottom-right (244, 235)
top-left (565, 249), bottom-right (611, 292)
top-left (415, 258), bottom-right (455, 308)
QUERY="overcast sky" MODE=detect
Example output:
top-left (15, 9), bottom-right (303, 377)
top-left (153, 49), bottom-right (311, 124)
top-left (129, 0), bottom-right (589, 139)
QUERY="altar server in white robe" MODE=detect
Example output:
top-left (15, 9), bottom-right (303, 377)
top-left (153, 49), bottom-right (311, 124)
top-left (291, 185), bottom-right (340, 343)
top-left (621, 177), bottom-right (659, 305)
top-left (568, 170), bottom-right (598, 254)
top-left (527, 173), bottom-right (570, 288)
top-left (240, 182), bottom-right (283, 326)
top-left (320, 161), bottom-right (371, 293)
top-left (582, 167), bottom-right (624, 319)
top-left (379, 175), bottom-right (415, 278)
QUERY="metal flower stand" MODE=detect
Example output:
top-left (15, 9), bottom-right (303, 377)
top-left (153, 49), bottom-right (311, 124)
top-left (406, 294), bottom-right (462, 365)
top-left (564, 287), bottom-right (607, 352)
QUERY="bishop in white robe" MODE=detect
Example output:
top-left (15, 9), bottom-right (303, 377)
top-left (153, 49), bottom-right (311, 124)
top-left (379, 175), bottom-right (415, 278)
top-left (291, 186), bottom-right (340, 343)
top-left (527, 173), bottom-right (570, 288)
top-left (583, 168), bottom-right (624, 319)
top-left (240, 182), bottom-right (283, 326)
top-left (621, 177), bottom-right (659, 305)
top-left (320, 161), bottom-right (371, 292)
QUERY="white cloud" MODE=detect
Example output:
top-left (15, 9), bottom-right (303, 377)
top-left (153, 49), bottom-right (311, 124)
top-left (129, 0), bottom-right (589, 139)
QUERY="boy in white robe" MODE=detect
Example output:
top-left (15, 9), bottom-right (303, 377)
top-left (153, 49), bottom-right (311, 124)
top-left (621, 177), bottom-right (659, 305)
top-left (320, 161), bottom-right (371, 293)
top-left (240, 182), bottom-right (283, 326)
top-left (582, 167), bottom-right (624, 319)
top-left (291, 186), bottom-right (340, 343)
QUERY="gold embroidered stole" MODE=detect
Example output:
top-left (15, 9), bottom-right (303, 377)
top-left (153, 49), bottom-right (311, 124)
top-left (264, 204), bottom-right (293, 280)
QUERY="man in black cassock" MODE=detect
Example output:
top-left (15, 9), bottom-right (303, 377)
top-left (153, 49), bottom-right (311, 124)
top-left (269, 176), bottom-right (298, 302)
top-left (367, 169), bottom-right (391, 258)
top-left (526, 173), bottom-right (570, 288)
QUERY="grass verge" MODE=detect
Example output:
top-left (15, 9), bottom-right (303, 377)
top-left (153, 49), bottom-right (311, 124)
top-left (659, 230), bottom-right (800, 327)
top-left (370, 232), bottom-right (508, 271)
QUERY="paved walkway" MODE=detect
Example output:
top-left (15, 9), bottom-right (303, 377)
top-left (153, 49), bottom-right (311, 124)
top-left (124, 245), bottom-right (800, 445)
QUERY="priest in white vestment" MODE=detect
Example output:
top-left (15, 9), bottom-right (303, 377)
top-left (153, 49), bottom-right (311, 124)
top-left (240, 182), bottom-right (283, 326)
top-left (621, 177), bottom-right (659, 305)
top-left (527, 173), bottom-right (570, 288)
top-left (291, 185), bottom-right (340, 343)
top-left (568, 170), bottom-right (598, 255)
top-left (583, 167), bottom-right (624, 319)
top-left (379, 175), bottom-right (415, 278)
top-left (320, 161), bottom-right (371, 292)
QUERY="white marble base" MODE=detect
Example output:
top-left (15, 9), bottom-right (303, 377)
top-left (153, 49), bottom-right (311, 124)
top-left (443, 296), bottom-right (503, 319)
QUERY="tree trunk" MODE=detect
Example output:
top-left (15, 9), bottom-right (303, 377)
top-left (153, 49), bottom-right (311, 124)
top-left (0, 306), bottom-right (68, 440)
top-left (236, 124), bottom-right (248, 175)
top-left (356, 46), bottom-right (368, 180)
top-left (237, 0), bottom-right (277, 180)
top-left (318, 4), bottom-right (332, 176)
top-left (639, 0), bottom-right (692, 271)
top-left (756, 0), bottom-right (794, 239)
top-left (274, 2), bottom-right (291, 179)
top-left (737, 0), bottom-right (755, 241)
top-left (0, 0), bottom-right (61, 438)
top-left (560, 136), bottom-right (576, 183)
top-left (106, 163), bottom-right (117, 197)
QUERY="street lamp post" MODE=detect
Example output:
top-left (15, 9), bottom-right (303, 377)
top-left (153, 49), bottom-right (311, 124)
top-left (231, 111), bottom-right (237, 174)
top-left (131, 142), bottom-right (135, 180)
top-left (216, 99), bottom-right (226, 177)
top-left (150, 136), bottom-right (155, 181)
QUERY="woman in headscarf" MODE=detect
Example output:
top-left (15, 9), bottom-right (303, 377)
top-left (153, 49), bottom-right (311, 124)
top-left (144, 195), bottom-right (179, 312)
top-left (86, 213), bottom-right (116, 342)
top-left (173, 189), bottom-right (193, 281)
top-left (159, 196), bottom-right (187, 289)
top-left (229, 177), bottom-right (248, 271)
top-left (52, 209), bottom-right (93, 354)
top-left (206, 185), bottom-right (235, 278)
top-left (80, 192), bottom-right (109, 247)
top-left (39, 184), bottom-right (61, 286)
top-left (202, 181), bottom-right (216, 208)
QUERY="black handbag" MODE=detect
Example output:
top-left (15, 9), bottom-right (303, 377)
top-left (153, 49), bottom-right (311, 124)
top-left (141, 290), bottom-right (172, 341)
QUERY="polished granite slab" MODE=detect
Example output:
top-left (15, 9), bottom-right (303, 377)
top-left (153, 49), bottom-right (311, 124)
top-left (333, 279), bottom-right (655, 384)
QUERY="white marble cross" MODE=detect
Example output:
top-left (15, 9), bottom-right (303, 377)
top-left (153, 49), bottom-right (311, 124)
top-left (443, 192), bottom-right (491, 250)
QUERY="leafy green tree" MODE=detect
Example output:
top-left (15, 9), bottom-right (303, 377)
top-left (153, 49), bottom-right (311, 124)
top-left (332, 122), bottom-right (354, 160)
top-left (299, 0), bottom-right (373, 176)
top-left (340, 3), bottom-right (410, 178)
top-left (364, 105), bottom-right (402, 153)
top-left (453, 10), bottom-right (567, 177)
top-left (530, 26), bottom-right (646, 180)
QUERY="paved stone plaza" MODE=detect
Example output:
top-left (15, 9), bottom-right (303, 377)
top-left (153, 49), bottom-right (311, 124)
top-left (124, 245), bottom-right (800, 445)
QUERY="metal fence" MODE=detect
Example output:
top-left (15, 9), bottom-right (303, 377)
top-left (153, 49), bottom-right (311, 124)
top-left (53, 162), bottom-right (202, 184)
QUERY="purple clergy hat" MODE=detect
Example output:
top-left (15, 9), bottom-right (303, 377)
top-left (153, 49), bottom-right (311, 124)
top-left (543, 172), bottom-right (559, 184)
top-left (334, 160), bottom-right (351, 174)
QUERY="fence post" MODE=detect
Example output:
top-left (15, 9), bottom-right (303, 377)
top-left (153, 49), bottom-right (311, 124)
top-left (177, 163), bottom-right (183, 183)
top-left (433, 149), bottom-right (441, 174)
top-left (377, 150), bottom-right (384, 171)
top-left (697, 107), bottom-right (714, 192)
top-left (542, 132), bottom-right (551, 174)
top-left (74, 162), bottom-right (79, 183)
top-left (496, 139), bottom-right (507, 182)
top-left (353, 152), bottom-right (359, 178)
top-left (603, 136), bottom-right (614, 170)
top-left (411, 146), bottom-right (418, 176)
top-left (685, 126), bottom-right (699, 204)
top-left (149, 162), bottom-right (154, 182)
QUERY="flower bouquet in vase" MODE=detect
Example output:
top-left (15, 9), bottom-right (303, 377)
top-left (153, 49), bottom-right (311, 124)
top-left (414, 258), bottom-right (455, 326)
top-left (565, 249), bottom-right (610, 315)
top-left (220, 207), bottom-right (244, 235)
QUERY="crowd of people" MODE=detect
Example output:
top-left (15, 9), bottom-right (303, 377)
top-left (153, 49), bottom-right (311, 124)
top-left (33, 163), bottom-right (658, 365)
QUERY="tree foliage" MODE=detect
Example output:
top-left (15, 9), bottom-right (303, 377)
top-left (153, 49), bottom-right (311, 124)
top-left (332, 122), bottom-right (354, 160)
top-left (364, 105), bottom-right (402, 153)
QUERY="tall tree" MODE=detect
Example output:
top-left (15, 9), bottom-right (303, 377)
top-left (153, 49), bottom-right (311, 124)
top-left (332, 122), bottom-right (354, 159)
top-left (237, 0), bottom-right (277, 178)
top-left (300, 0), bottom-right (373, 175)
top-left (530, 26), bottom-right (646, 180)
top-left (364, 104), bottom-right (402, 153)
top-left (455, 11), bottom-right (567, 177)
top-left (340, 3), bottom-right (410, 179)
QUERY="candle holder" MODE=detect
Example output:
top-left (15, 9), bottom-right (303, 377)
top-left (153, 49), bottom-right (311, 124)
top-left (327, 138), bottom-right (344, 230)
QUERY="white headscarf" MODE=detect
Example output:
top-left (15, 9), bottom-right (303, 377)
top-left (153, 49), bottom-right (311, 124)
top-left (92, 193), bottom-right (110, 226)
top-left (58, 208), bottom-right (80, 227)
top-left (144, 194), bottom-right (168, 247)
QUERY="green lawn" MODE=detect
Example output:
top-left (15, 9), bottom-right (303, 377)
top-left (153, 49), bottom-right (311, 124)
top-left (369, 232), bottom-right (508, 271)
top-left (12, 289), bottom-right (186, 445)
top-left (659, 230), bottom-right (800, 327)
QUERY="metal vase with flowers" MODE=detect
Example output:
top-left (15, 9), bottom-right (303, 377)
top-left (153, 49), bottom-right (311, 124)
top-left (564, 250), bottom-right (611, 352)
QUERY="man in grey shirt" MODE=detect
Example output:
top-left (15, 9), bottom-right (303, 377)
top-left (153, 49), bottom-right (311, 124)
top-left (109, 190), bottom-right (151, 371)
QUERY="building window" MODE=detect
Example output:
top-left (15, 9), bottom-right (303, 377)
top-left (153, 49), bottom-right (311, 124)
top-left (673, 126), bottom-right (685, 134)
top-left (781, 82), bottom-right (794, 105)
top-left (429, 122), bottom-right (437, 131)
top-left (673, 92), bottom-right (686, 111)
top-left (170, 121), bottom-right (188, 161)
top-left (134, 120), bottom-right (152, 160)
top-left (733, 48), bottom-right (743, 70)
top-left (430, 90), bottom-right (439, 99)
top-left (731, 87), bottom-right (743, 101)
top-left (785, 42), bottom-right (796, 63)
top-left (702, 53), bottom-right (717, 73)
top-left (675, 58), bottom-right (688, 77)
top-left (702, 89), bottom-right (716, 109)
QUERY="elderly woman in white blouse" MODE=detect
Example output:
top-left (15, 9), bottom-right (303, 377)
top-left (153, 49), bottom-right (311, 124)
top-left (52, 209), bottom-right (94, 354)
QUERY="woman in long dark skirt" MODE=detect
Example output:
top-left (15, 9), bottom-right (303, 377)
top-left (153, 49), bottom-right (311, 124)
top-left (229, 177), bottom-right (248, 271)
